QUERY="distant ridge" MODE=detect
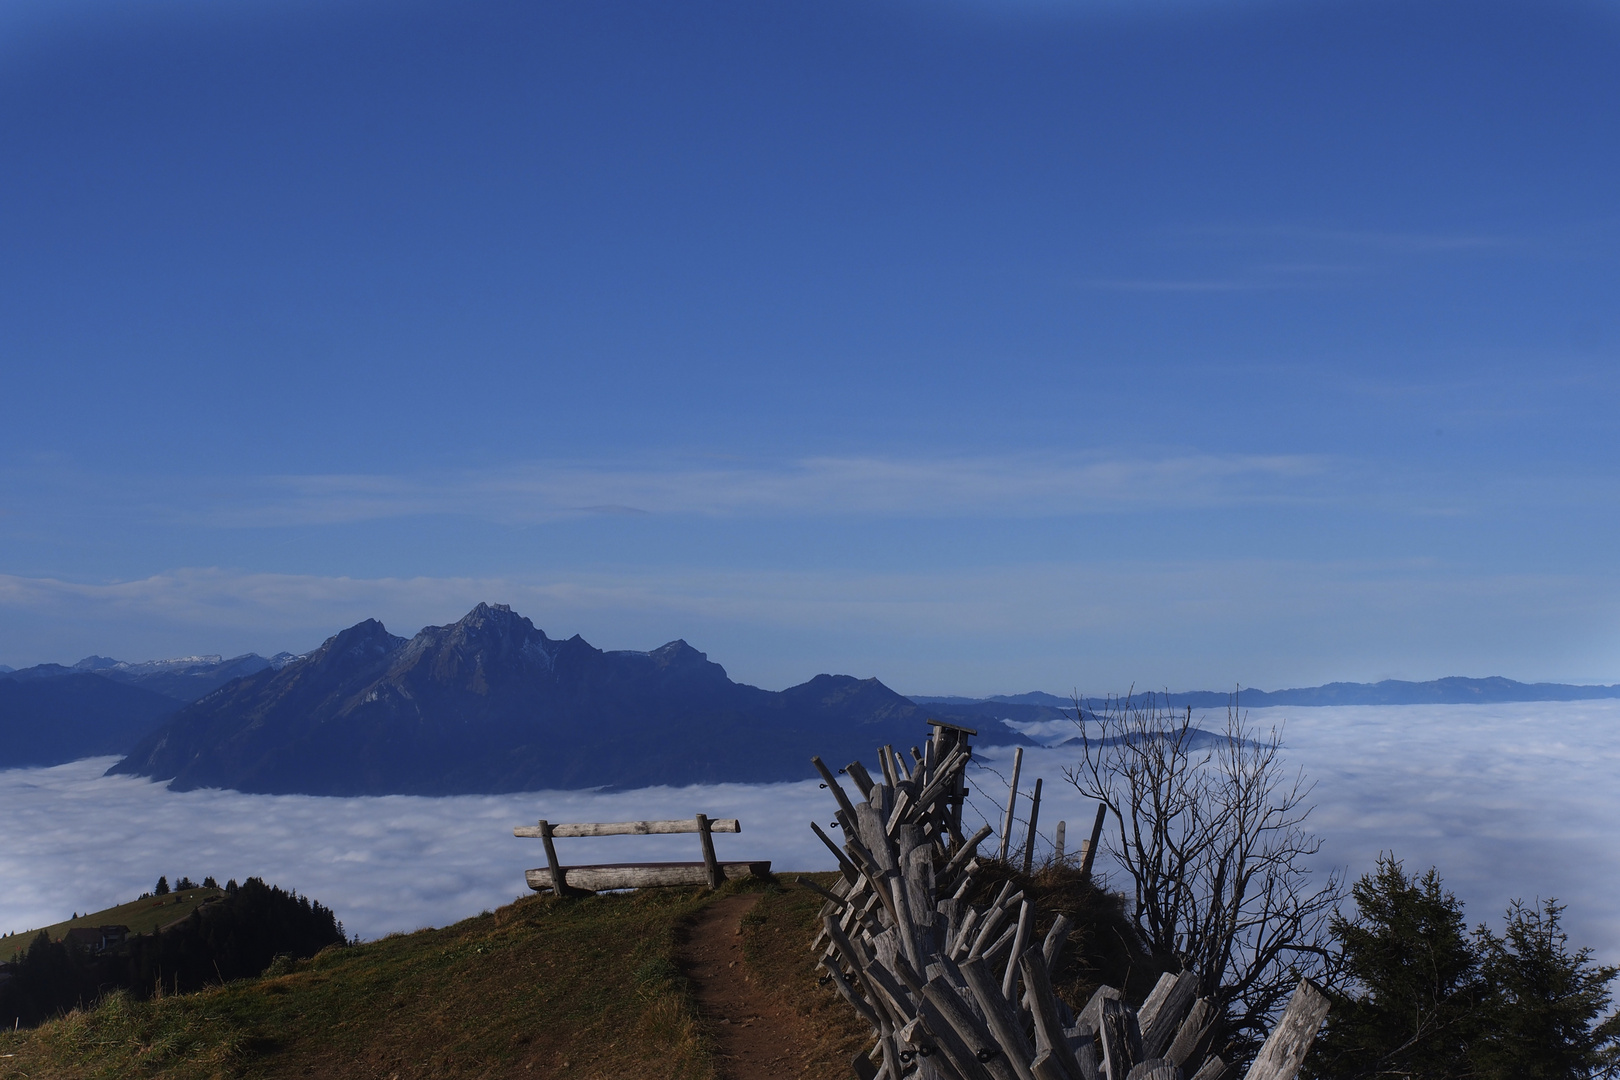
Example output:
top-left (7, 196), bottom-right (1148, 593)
top-left (3, 652), bottom-right (301, 703)
top-left (911, 675), bottom-right (1620, 712)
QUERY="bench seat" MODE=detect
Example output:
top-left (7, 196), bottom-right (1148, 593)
top-left (525, 860), bottom-right (772, 893)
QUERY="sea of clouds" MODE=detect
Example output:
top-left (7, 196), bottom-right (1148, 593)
top-left (3, 700), bottom-right (1618, 962)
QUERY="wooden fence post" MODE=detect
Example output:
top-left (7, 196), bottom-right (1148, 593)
top-left (1054, 820), bottom-right (1066, 863)
top-left (1079, 802), bottom-right (1106, 881)
top-left (696, 813), bottom-right (722, 889)
top-left (997, 746), bottom-right (1024, 862)
top-left (1022, 777), bottom-right (1043, 875)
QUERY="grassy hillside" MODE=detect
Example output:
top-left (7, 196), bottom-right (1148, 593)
top-left (3, 889), bottom-right (226, 962)
top-left (0, 866), bottom-right (1131, 1079)
top-left (0, 876), bottom-right (868, 1080)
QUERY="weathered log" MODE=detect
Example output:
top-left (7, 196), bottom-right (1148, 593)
top-left (1078, 985), bottom-right (1123, 1033)
top-left (1021, 948), bottom-right (1087, 1080)
top-left (1138, 974), bottom-right (1178, 1036)
top-left (1240, 979), bottom-right (1329, 1080)
top-left (915, 993), bottom-right (998, 1080)
top-left (1098, 997), bottom-right (1143, 1080)
top-left (943, 824), bottom-right (995, 881)
top-left (951, 906), bottom-right (983, 959)
top-left (1043, 913), bottom-right (1076, 972)
top-left (1066, 1023), bottom-right (1101, 1080)
top-left (1032, 1050), bottom-right (1073, 1080)
top-left (1141, 972), bottom-right (1199, 1060)
top-left (827, 962), bottom-right (884, 1032)
top-left (915, 745), bottom-right (972, 815)
top-left (924, 975), bottom-right (1024, 1080)
top-left (514, 818), bottom-right (740, 837)
top-left (1189, 1056), bottom-right (1225, 1080)
top-left (1125, 1060), bottom-right (1181, 1080)
top-left (814, 755), bottom-right (862, 829)
top-left (960, 956), bottom-right (1037, 1080)
top-left (812, 820), bottom-right (864, 884)
top-left (953, 862), bottom-right (981, 902)
top-left (1165, 998), bottom-right (1212, 1069)
top-left (969, 890), bottom-right (1025, 959)
top-left (845, 760), bottom-right (879, 799)
top-left (1001, 900), bottom-right (1033, 999)
top-left (524, 860), bottom-right (770, 892)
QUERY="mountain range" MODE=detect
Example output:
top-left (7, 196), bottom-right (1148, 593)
top-left (0, 650), bottom-right (301, 769)
top-left (4, 605), bottom-right (1619, 791)
top-left (916, 676), bottom-right (1620, 712)
top-left (106, 603), bottom-right (1026, 794)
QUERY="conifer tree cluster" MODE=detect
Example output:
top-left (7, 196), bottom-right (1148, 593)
top-left (1308, 856), bottom-right (1620, 1080)
top-left (0, 877), bottom-right (344, 1027)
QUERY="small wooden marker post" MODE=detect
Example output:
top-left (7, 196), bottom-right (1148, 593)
top-left (537, 819), bottom-right (571, 897)
top-left (1080, 801), bottom-right (1107, 881)
top-left (695, 813), bottom-right (722, 890)
top-left (1022, 776), bottom-right (1043, 875)
top-left (997, 745), bottom-right (1024, 862)
top-left (1054, 819), bottom-right (1067, 863)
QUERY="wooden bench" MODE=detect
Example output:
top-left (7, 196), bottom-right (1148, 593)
top-left (514, 814), bottom-right (771, 895)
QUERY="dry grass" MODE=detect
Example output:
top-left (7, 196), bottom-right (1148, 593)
top-left (961, 858), bottom-right (1172, 1008)
top-left (0, 886), bottom-right (726, 1080)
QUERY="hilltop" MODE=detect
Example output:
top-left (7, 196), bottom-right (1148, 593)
top-left (0, 878), bottom-right (870, 1080)
top-left (2, 887), bottom-right (225, 963)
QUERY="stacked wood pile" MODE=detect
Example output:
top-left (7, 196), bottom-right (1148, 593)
top-left (802, 726), bottom-right (1329, 1080)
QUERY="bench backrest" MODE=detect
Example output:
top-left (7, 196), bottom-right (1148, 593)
top-left (513, 818), bottom-right (740, 838)
top-left (515, 813), bottom-right (740, 893)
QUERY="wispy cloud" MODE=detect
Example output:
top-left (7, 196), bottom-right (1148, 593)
top-left (1084, 219), bottom-right (1555, 294)
top-left (1082, 278), bottom-right (1291, 293)
top-left (186, 452), bottom-right (1330, 528)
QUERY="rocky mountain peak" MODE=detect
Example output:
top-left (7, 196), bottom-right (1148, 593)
top-left (308, 619), bottom-right (407, 673)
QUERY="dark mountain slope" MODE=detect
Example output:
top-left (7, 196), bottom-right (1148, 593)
top-left (0, 674), bottom-right (182, 768)
top-left (111, 603), bottom-right (1023, 795)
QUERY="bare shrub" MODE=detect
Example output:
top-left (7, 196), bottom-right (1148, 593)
top-left (1062, 692), bottom-right (1343, 1063)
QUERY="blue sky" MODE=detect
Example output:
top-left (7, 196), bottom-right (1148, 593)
top-left (2, 0), bottom-right (1618, 693)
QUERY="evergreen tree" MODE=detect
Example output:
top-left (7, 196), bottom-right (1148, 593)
top-left (1470, 899), bottom-right (1620, 1080)
top-left (1309, 856), bottom-right (1481, 1079)
top-left (1311, 862), bottom-right (1620, 1080)
top-left (154, 876), bottom-right (169, 896)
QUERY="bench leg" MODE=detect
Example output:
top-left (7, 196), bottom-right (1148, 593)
top-left (540, 820), bottom-right (578, 897)
top-left (696, 813), bottom-right (723, 890)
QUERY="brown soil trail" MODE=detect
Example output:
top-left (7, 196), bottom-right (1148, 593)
top-left (681, 893), bottom-right (830, 1079)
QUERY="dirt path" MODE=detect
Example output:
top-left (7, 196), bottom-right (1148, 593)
top-left (682, 893), bottom-right (826, 1079)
